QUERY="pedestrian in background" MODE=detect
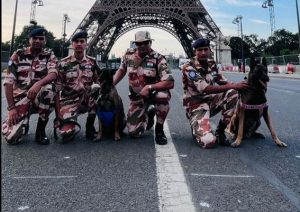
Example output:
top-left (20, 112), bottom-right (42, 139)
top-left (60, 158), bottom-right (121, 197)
top-left (113, 31), bottom-right (174, 145)
top-left (181, 38), bottom-right (248, 148)
top-left (2, 28), bottom-right (58, 145)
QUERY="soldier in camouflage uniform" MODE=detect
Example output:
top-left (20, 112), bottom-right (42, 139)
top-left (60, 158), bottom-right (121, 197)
top-left (54, 31), bottom-right (100, 141)
top-left (2, 28), bottom-right (58, 145)
top-left (181, 38), bottom-right (248, 148)
top-left (114, 31), bottom-right (174, 145)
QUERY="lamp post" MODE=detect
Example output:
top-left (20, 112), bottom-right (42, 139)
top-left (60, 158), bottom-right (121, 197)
top-left (9, 0), bottom-right (19, 56)
top-left (262, 0), bottom-right (275, 36)
top-left (61, 14), bottom-right (70, 58)
top-left (232, 15), bottom-right (245, 73)
top-left (296, 0), bottom-right (300, 52)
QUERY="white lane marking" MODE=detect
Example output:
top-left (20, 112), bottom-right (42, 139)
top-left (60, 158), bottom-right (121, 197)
top-left (296, 156), bottom-right (300, 159)
top-left (155, 122), bottom-right (196, 212)
top-left (64, 156), bottom-right (70, 159)
top-left (179, 154), bottom-right (188, 158)
top-left (191, 173), bottom-right (255, 178)
top-left (199, 201), bottom-right (210, 208)
top-left (11, 176), bottom-right (77, 179)
top-left (17, 206), bottom-right (30, 211)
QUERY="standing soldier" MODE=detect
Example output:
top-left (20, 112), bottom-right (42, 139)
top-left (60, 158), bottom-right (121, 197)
top-left (54, 31), bottom-right (100, 142)
top-left (2, 28), bottom-right (58, 145)
top-left (181, 38), bottom-right (248, 148)
top-left (113, 31), bottom-right (174, 145)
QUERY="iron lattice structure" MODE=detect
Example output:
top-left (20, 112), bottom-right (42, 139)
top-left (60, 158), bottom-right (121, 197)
top-left (71, 0), bottom-right (224, 61)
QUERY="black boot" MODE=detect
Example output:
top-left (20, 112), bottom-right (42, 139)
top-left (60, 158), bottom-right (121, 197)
top-left (215, 120), bottom-right (230, 146)
top-left (146, 105), bottom-right (155, 130)
top-left (86, 114), bottom-right (96, 140)
top-left (35, 118), bottom-right (50, 145)
top-left (155, 123), bottom-right (167, 145)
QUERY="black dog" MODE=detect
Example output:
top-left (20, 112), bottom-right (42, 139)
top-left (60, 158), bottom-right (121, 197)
top-left (91, 68), bottom-right (126, 141)
top-left (226, 57), bottom-right (287, 147)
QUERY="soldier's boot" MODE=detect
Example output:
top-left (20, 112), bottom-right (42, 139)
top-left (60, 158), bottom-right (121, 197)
top-left (86, 114), bottom-right (96, 140)
top-left (35, 118), bottom-right (50, 145)
top-left (215, 120), bottom-right (230, 146)
top-left (155, 123), bottom-right (167, 145)
top-left (146, 105), bottom-right (156, 130)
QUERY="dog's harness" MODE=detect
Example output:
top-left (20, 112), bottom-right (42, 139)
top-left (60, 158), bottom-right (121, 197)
top-left (240, 102), bottom-right (268, 116)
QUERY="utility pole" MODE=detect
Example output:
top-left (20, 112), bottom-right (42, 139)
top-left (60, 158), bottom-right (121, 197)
top-left (61, 14), bottom-right (70, 58)
top-left (296, 0), bottom-right (300, 51)
top-left (9, 0), bottom-right (18, 56)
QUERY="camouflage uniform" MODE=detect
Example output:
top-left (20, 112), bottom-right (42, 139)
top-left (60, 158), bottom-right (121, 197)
top-left (2, 47), bottom-right (57, 142)
top-left (120, 48), bottom-right (174, 136)
top-left (182, 57), bottom-right (238, 147)
top-left (55, 55), bottom-right (100, 125)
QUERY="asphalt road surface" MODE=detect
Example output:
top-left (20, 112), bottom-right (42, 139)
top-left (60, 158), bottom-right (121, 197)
top-left (1, 70), bottom-right (300, 212)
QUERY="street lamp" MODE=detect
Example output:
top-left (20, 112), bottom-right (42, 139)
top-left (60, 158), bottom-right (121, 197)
top-left (232, 15), bottom-right (245, 73)
top-left (30, 0), bottom-right (44, 25)
top-left (9, 0), bottom-right (19, 56)
top-left (61, 14), bottom-right (71, 58)
top-left (262, 0), bottom-right (275, 36)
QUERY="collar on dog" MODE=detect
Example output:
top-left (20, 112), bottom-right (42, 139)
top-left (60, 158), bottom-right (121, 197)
top-left (240, 102), bottom-right (268, 110)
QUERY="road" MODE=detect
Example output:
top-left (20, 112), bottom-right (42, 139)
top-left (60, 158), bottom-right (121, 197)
top-left (1, 71), bottom-right (300, 212)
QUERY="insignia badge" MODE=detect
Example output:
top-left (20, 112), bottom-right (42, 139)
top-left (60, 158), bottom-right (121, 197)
top-left (188, 70), bottom-right (197, 79)
top-left (8, 60), bottom-right (13, 66)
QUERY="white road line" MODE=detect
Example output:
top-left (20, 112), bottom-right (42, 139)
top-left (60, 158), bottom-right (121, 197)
top-left (155, 122), bottom-right (196, 212)
top-left (191, 173), bottom-right (255, 178)
top-left (296, 156), bottom-right (300, 159)
top-left (11, 176), bottom-right (77, 179)
top-left (17, 206), bottom-right (30, 211)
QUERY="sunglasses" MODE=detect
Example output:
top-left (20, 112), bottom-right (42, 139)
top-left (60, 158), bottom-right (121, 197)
top-left (135, 41), bottom-right (150, 46)
top-left (196, 47), bottom-right (210, 52)
top-left (32, 37), bottom-right (45, 41)
top-left (74, 39), bottom-right (86, 44)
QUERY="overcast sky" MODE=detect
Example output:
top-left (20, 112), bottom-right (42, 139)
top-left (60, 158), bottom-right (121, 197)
top-left (1, 0), bottom-right (299, 57)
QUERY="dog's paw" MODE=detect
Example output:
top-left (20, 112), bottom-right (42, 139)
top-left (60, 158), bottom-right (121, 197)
top-left (114, 133), bottom-right (121, 141)
top-left (93, 135), bottom-right (102, 142)
top-left (275, 139), bottom-right (287, 147)
top-left (231, 140), bottom-right (241, 148)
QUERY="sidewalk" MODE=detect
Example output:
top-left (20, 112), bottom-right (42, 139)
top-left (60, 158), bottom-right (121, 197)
top-left (223, 71), bottom-right (300, 80)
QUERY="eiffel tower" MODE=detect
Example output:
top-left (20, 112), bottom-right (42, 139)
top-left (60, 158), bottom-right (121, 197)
top-left (71, 0), bottom-right (230, 64)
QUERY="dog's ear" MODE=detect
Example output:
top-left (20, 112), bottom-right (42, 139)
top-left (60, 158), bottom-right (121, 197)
top-left (249, 57), bottom-right (256, 71)
top-left (262, 57), bottom-right (267, 68)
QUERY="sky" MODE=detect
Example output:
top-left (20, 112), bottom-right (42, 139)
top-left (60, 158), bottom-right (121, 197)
top-left (1, 0), bottom-right (299, 57)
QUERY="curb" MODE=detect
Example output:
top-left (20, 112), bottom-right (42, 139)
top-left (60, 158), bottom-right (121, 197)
top-left (223, 71), bottom-right (300, 80)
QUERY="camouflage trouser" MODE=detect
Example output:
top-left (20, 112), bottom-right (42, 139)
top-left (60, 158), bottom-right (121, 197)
top-left (127, 90), bottom-right (171, 137)
top-left (58, 91), bottom-right (96, 121)
top-left (187, 89), bottom-right (238, 147)
top-left (2, 83), bottom-right (56, 143)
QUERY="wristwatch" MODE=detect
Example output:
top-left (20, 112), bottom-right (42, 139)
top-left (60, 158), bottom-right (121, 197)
top-left (148, 85), bottom-right (152, 91)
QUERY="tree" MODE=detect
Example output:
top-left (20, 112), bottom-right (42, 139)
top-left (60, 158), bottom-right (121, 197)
top-left (265, 29), bottom-right (299, 56)
top-left (228, 36), bottom-right (250, 60)
top-left (13, 25), bottom-right (56, 51)
top-left (243, 34), bottom-right (268, 57)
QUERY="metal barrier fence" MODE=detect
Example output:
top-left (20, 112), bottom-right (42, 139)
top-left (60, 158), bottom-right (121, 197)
top-left (233, 54), bottom-right (300, 66)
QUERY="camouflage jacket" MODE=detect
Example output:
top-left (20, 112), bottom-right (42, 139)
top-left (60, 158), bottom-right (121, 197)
top-left (3, 47), bottom-right (57, 99)
top-left (55, 54), bottom-right (100, 97)
top-left (119, 48), bottom-right (174, 95)
top-left (182, 57), bottom-right (225, 108)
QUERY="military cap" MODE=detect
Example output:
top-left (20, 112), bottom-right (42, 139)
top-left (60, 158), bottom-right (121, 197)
top-left (29, 28), bottom-right (47, 37)
top-left (134, 31), bottom-right (154, 43)
top-left (192, 38), bottom-right (210, 49)
top-left (72, 31), bottom-right (88, 42)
